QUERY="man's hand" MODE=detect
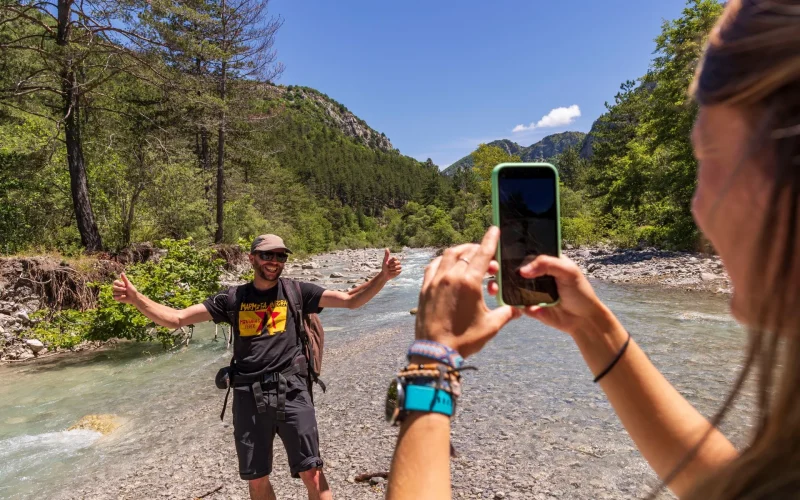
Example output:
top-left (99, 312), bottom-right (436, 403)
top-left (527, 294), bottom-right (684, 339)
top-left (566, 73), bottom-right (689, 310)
top-left (381, 248), bottom-right (402, 279)
top-left (112, 273), bottom-right (140, 305)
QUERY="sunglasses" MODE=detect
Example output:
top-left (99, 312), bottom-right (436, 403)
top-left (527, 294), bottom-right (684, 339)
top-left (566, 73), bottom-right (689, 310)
top-left (255, 251), bottom-right (288, 263)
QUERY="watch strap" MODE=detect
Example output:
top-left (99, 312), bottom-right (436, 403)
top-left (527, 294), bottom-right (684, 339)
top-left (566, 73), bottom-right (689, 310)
top-left (402, 384), bottom-right (455, 417)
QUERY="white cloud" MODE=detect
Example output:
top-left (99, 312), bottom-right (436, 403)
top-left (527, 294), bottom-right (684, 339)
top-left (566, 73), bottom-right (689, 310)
top-left (512, 105), bottom-right (581, 133)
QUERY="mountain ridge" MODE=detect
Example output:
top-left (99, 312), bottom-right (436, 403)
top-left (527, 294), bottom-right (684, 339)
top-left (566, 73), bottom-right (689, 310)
top-left (442, 131), bottom-right (587, 175)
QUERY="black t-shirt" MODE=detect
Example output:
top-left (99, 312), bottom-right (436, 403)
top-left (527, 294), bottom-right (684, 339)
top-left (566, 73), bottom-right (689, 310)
top-left (203, 280), bottom-right (325, 374)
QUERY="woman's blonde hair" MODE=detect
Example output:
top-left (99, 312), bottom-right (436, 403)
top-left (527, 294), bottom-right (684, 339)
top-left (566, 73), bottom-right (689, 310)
top-left (685, 0), bottom-right (800, 497)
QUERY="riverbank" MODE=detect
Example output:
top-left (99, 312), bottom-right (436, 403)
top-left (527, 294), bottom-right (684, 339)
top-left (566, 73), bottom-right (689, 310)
top-left (0, 245), bottom-right (730, 364)
top-left (287, 246), bottom-right (732, 294)
top-left (564, 246), bottom-right (731, 294)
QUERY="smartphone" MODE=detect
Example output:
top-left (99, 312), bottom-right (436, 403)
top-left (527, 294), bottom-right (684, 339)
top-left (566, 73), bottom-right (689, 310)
top-left (491, 163), bottom-right (561, 307)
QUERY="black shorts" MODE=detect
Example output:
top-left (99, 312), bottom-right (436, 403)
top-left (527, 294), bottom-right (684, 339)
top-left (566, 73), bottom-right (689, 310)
top-left (232, 374), bottom-right (323, 480)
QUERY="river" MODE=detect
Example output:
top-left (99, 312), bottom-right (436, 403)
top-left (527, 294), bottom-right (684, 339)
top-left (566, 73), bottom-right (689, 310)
top-left (0, 249), bottom-right (752, 499)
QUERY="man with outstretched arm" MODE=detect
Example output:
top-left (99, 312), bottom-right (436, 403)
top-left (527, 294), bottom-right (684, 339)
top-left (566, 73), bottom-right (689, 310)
top-left (113, 234), bottom-right (402, 500)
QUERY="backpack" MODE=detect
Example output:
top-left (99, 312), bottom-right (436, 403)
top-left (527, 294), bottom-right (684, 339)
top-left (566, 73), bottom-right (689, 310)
top-left (280, 278), bottom-right (326, 395)
top-left (224, 278), bottom-right (326, 395)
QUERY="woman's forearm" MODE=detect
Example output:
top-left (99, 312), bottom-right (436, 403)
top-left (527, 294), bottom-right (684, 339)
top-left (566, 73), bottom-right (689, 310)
top-left (578, 308), bottom-right (738, 496)
top-left (387, 412), bottom-right (452, 500)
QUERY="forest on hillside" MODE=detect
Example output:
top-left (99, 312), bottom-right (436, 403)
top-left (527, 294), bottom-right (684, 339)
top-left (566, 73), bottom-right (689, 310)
top-left (1, 0), bottom-right (723, 257)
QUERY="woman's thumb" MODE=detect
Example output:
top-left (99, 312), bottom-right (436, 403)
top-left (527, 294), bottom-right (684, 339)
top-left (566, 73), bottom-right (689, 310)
top-left (486, 305), bottom-right (521, 332)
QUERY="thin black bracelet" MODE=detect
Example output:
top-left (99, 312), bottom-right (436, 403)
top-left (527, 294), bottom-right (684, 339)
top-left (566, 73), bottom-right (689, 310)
top-left (593, 331), bottom-right (632, 383)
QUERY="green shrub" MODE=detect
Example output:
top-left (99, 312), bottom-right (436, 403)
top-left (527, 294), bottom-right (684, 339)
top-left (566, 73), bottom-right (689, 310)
top-left (33, 239), bottom-right (224, 349)
top-left (562, 216), bottom-right (599, 247)
top-left (30, 309), bottom-right (95, 349)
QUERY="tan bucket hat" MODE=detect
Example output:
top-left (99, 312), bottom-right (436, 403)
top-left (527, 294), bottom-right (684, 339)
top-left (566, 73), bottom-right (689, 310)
top-left (250, 234), bottom-right (292, 254)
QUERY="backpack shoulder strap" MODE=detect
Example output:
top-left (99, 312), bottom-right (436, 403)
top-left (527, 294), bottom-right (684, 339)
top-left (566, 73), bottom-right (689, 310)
top-left (280, 278), bottom-right (304, 318)
top-left (225, 284), bottom-right (247, 350)
top-left (226, 285), bottom-right (247, 323)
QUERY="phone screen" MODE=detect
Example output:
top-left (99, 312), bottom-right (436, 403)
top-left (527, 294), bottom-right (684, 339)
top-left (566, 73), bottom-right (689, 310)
top-left (497, 166), bottom-right (560, 306)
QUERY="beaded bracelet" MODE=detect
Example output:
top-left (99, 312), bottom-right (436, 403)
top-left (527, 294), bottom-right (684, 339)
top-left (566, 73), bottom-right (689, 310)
top-left (406, 376), bottom-right (462, 397)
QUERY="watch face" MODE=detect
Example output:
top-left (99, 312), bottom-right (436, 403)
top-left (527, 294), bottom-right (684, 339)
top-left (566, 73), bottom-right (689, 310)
top-left (385, 378), bottom-right (404, 425)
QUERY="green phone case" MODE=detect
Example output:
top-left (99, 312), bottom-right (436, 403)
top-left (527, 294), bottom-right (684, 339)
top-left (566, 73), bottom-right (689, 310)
top-left (491, 162), bottom-right (562, 308)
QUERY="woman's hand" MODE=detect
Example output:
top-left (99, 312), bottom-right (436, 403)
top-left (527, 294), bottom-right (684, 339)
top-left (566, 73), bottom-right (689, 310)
top-left (491, 255), bottom-right (613, 338)
top-left (415, 226), bottom-right (521, 358)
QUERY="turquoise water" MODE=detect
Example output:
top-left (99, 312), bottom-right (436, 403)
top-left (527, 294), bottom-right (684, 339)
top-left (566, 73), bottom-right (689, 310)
top-left (0, 250), bottom-right (749, 499)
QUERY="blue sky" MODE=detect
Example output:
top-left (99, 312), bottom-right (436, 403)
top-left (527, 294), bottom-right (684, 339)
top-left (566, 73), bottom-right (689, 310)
top-left (270, 0), bottom-right (691, 169)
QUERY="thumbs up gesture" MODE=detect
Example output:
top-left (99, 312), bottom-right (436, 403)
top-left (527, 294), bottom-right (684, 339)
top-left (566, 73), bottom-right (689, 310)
top-left (381, 248), bottom-right (402, 280)
top-left (112, 273), bottom-right (140, 305)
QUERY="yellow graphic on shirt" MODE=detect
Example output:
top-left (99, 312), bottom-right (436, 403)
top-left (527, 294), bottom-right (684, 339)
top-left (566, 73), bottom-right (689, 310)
top-left (238, 299), bottom-right (288, 337)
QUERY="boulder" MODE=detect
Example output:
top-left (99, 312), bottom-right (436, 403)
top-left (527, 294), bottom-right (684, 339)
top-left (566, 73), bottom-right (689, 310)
top-left (410, 308), bottom-right (418, 315)
top-left (25, 339), bottom-right (45, 353)
top-left (330, 272), bottom-right (345, 278)
top-left (302, 262), bottom-right (319, 270)
top-left (14, 310), bottom-right (30, 324)
top-left (700, 272), bottom-right (719, 282)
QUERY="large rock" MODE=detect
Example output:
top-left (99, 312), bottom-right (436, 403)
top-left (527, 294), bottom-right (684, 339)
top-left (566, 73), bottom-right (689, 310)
top-left (14, 310), bottom-right (30, 324)
top-left (330, 272), bottom-right (344, 278)
top-left (302, 262), bottom-right (319, 270)
top-left (68, 414), bottom-right (121, 435)
top-left (25, 339), bottom-right (45, 353)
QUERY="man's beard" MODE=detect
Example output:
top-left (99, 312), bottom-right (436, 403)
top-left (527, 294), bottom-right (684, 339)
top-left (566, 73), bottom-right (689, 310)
top-left (255, 264), bottom-right (283, 281)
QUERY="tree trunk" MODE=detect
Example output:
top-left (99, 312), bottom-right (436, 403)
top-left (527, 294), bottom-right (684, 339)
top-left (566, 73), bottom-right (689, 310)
top-left (58, 0), bottom-right (103, 252)
top-left (214, 60), bottom-right (226, 243)
top-left (122, 185), bottom-right (142, 248)
top-left (200, 128), bottom-right (213, 231)
top-left (214, 0), bottom-right (227, 244)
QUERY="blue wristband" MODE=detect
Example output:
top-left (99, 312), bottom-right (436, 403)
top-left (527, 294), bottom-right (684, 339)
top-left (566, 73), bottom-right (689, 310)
top-left (402, 384), bottom-right (454, 417)
top-left (407, 340), bottom-right (464, 369)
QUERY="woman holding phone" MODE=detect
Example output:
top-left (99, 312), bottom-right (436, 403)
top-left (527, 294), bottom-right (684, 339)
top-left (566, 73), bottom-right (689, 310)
top-left (387, 1), bottom-right (800, 498)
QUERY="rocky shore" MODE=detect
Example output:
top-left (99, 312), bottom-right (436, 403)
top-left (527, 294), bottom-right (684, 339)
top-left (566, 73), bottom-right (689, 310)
top-left (282, 246), bottom-right (732, 295)
top-left (564, 246), bottom-right (731, 294)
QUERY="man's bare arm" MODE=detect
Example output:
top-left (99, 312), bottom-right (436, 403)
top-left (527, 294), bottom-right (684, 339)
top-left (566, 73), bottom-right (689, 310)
top-left (112, 273), bottom-right (213, 328)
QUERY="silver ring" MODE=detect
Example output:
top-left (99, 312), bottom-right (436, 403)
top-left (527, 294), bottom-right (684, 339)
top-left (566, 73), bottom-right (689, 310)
top-left (458, 257), bottom-right (470, 264)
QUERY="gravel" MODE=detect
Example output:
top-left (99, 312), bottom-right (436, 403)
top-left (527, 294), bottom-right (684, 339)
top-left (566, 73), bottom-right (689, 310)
top-left (565, 246), bottom-right (732, 294)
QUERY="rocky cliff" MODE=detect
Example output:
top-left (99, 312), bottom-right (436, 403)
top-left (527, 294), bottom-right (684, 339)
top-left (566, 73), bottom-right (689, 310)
top-left (274, 85), bottom-right (394, 152)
